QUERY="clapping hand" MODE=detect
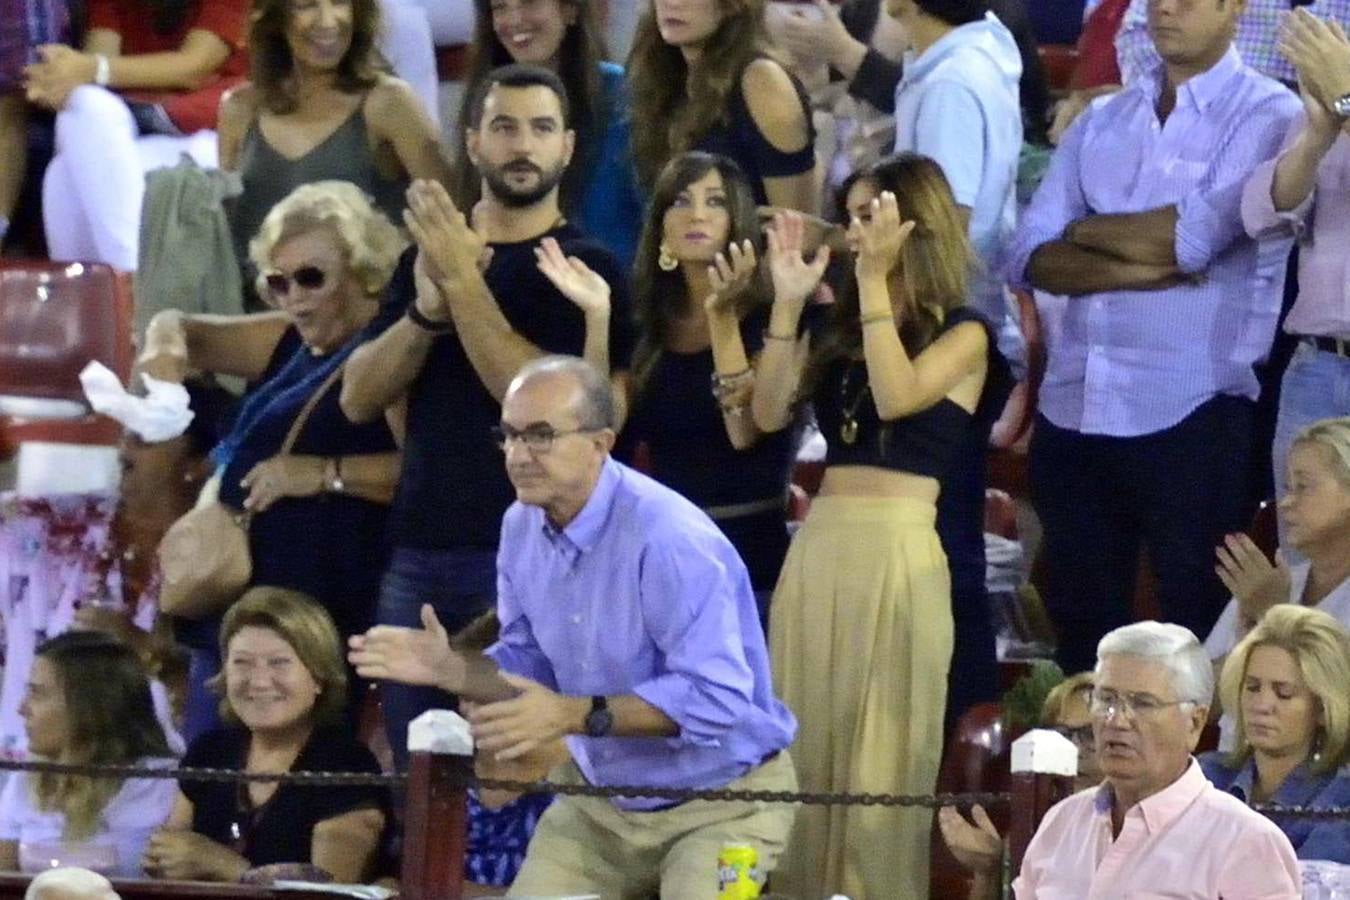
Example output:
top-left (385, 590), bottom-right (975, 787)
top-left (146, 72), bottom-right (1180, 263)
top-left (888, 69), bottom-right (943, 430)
top-left (1215, 534), bottom-right (1291, 629)
top-left (766, 209), bottom-right (831, 311)
top-left (852, 191), bottom-right (916, 283)
top-left (348, 603), bottom-right (460, 690)
top-left (938, 805), bottom-right (1003, 875)
top-left (403, 181), bottom-right (488, 294)
top-left (704, 239), bottom-right (758, 316)
top-left (1279, 10), bottom-right (1350, 116)
top-left (469, 672), bottom-right (583, 762)
top-left (535, 237), bottom-right (611, 318)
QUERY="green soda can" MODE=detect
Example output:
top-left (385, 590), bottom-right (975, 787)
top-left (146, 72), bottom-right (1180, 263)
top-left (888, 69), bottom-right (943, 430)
top-left (717, 844), bottom-right (761, 899)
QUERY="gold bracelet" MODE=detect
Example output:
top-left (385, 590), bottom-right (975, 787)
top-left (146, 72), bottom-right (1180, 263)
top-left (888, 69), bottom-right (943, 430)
top-left (763, 330), bottom-right (797, 342)
top-left (860, 313), bottom-right (893, 326)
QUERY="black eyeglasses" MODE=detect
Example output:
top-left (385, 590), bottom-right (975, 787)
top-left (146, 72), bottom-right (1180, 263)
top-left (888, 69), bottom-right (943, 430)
top-left (264, 265), bottom-right (327, 297)
top-left (491, 423), bottom-right (601, 453)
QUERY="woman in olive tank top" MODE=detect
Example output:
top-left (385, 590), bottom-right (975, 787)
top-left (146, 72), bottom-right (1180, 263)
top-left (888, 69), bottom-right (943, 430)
top-left (217, 0), bottom-right (452, 308)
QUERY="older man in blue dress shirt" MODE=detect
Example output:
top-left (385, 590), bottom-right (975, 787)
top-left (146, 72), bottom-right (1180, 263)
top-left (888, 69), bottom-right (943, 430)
top-left (350, 355), bottom-right (798, 898)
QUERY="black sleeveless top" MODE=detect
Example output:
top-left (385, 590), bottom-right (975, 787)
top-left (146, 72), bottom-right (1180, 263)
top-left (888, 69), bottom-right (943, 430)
top-left (215, 328), bottom-right (397, 639)
top-left (231, 105), bottom-right (408, 306)
top-left (622, 306), bottom-right (808, 590)
top-left (693, 60), bottom-right (816, 206)
top-left (813, 308), bottom-right (1014, 479)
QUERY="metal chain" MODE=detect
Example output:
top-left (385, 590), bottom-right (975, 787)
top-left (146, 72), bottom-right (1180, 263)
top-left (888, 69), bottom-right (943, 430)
top-left (0, 758), bottom-right (1002, 807)
top-left (2, 759), bottom-right (1347, 817)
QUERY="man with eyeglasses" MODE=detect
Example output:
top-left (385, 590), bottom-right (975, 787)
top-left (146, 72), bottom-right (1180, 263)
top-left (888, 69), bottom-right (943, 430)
top-left (339, 63), bottom-right (634, 766)
top-left (1014, 621), bottom-right (1300, 899)
top-left (350, 356), bottom-right (798, 898)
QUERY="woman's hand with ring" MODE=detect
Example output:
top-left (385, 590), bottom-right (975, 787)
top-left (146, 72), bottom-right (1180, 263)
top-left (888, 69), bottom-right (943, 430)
top-left (240, 455), bottom-right (326, 513)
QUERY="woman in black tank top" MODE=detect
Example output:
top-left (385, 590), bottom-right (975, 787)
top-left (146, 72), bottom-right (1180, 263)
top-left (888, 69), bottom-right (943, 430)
top-left (752, 153), bottom-right (1010, 899)
top-left (621, 151), bottom-right (817, 618)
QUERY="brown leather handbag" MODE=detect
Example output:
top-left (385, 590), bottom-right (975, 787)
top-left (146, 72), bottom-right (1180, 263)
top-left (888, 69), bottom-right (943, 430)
top-left (156, 363), bottom-right (344, 619)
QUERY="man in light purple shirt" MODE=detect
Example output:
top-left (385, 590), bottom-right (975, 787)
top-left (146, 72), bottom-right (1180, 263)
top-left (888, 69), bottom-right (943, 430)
top-left (1005, 0), bottom-right (1299, 673)
top-left (350, 355), bottom-right (798, 898)
top-left (1242, 8), bottom-right (1350, 520)
top-left (1014, 621), bottom-right (1300, 900)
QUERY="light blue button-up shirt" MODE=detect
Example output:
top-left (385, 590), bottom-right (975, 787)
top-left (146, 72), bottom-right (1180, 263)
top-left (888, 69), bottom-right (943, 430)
top-left (1006, 47), bottom-right (1299, 437)
top-left (486, 457), bottom-right (796, 811)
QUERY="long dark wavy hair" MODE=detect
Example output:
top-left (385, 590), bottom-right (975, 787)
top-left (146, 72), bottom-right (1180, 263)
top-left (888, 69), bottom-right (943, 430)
top-left (30, 632), bottom-right (173, 840)
top-left (248, 0), bottom-right (384, 114)
top-left (804, 153), bottom-right (973, 392)
top-left (451, 0), bottom-right (607, 213)
top-left (631, 151), bottom-right (769, 390)
top-left (627, 0), bottom-right (775, 191)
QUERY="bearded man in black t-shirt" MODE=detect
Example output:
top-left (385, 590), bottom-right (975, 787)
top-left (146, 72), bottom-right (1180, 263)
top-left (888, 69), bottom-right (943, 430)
top-left (340, 63), bottom-right (634, 766)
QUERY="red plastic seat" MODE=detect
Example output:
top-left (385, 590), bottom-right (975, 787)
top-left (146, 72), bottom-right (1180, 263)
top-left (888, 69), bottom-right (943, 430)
top-left (0, 260), bottom-right (134, 459)
top-left (931, 702), bottom-right (1010, 899)
top-left (1039, 44), bottom-right (1080, 93)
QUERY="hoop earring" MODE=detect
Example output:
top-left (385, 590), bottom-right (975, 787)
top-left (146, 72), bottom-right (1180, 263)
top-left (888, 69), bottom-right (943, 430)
top-left (658, 244), bottom-right (678, 272)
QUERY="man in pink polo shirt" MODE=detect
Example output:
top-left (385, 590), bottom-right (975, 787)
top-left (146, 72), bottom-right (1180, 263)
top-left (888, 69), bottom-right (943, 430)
top-left (1014, 621), bottom-right (1301, 900)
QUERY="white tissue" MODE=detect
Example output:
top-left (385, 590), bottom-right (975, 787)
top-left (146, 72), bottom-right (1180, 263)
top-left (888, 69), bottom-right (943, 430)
top-left (407, 709), bottom-right (474, 757)
top-left (79, 361), bottom-right (193, 442)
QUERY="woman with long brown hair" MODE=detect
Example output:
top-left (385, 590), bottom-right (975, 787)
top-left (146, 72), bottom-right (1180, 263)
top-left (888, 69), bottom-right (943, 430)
top-left (622, 150), bottom-right (826, 613)
top-left (219, 0), bottom-right (449, 307)
top-left (627, 0), bottom-right (819, 213)
top-left (0, 632), bottom-right (176, 877)
top-left (451, 0), bottom-right (644, 266)
top-left (753, 153), bottom-right (1011, 899)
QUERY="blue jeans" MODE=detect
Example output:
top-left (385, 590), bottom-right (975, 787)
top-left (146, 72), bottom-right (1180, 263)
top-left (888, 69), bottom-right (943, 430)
top-left (377, 546), bottom-right (497, 769)
top-left (1273, 341), bottom-right (1350, 547)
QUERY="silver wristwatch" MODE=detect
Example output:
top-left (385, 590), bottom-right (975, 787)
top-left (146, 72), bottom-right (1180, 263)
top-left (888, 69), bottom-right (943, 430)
top-left (1334, 92), bottom-right (1350, 119)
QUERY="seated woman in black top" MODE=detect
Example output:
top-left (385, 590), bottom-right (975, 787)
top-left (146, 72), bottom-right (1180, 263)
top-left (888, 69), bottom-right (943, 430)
top-left (752, 153), bottom-right (1007, 899)
top-left (142, 587), bottom-right (388, 883)
top-left (138, 180), bottom-right (404, 739)
top-left (627, 0), bottom-right (818, 212)
top-left (622, 151), bottom-right (825, 611)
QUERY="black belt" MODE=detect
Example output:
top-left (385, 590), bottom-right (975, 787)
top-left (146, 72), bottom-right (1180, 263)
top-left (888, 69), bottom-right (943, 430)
top-left (1304, 335), bottom-right (1350, 358)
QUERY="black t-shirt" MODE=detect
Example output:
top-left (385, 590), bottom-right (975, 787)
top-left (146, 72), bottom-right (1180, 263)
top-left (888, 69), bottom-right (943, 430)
top-left (182, 727), bottom-right (389, 869)
top-left (383, 224), bottom-right (634, 550)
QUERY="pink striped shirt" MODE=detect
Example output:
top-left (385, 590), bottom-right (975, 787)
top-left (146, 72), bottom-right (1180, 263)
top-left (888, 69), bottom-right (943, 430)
top-left (1014, 759), bottom-right (1301, 900)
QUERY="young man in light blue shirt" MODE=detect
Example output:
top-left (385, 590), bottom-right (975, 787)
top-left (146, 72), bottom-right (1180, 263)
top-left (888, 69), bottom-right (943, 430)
top-left (889, 0), bottom-right (1025, 366)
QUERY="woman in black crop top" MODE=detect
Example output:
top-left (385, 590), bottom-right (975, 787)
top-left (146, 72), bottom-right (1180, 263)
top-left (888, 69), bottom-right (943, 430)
top-left (752, 153), bottom-right (1009, 900)
top-left (626, 0), bottom-right (819, 213)
top-left (623, 151), bottom-right (820, 617)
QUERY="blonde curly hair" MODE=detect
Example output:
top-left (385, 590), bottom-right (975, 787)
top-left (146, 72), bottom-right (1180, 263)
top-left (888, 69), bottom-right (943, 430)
top-left (249, 180), bottom-right (407, 299)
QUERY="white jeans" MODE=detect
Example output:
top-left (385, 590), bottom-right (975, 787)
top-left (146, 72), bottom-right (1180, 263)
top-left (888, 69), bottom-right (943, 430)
top-left (43, 85), bottom-right (217, 271)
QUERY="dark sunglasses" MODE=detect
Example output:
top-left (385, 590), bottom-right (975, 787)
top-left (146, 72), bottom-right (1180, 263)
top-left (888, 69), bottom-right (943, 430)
top-left (264, 265), bottom-right (327, 297)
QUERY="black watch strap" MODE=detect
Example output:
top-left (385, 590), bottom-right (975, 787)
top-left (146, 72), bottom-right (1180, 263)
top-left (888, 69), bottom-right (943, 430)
top-left (584, 695), bottom-right (613, 738)
top-left (407, 303), bottom-right (452, 333)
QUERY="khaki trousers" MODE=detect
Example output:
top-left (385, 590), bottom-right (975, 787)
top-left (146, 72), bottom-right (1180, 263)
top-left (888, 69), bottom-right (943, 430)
top-left (508, 752), bottom-right (797, 900)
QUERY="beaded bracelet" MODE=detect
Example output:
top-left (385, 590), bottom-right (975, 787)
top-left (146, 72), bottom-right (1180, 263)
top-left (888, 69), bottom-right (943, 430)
top-left (763, 331), bottom-right (797, 342)
top-left (711, 369), bottom-right (754, 402)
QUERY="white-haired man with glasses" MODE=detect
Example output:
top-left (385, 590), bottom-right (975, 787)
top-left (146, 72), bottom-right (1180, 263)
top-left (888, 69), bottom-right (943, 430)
top-left (1014, 621), bottom-right (1301, 899)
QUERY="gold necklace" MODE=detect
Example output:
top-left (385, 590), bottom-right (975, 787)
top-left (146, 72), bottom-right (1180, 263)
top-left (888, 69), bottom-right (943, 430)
top-left (839, 359), bottom-right (870, 445)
